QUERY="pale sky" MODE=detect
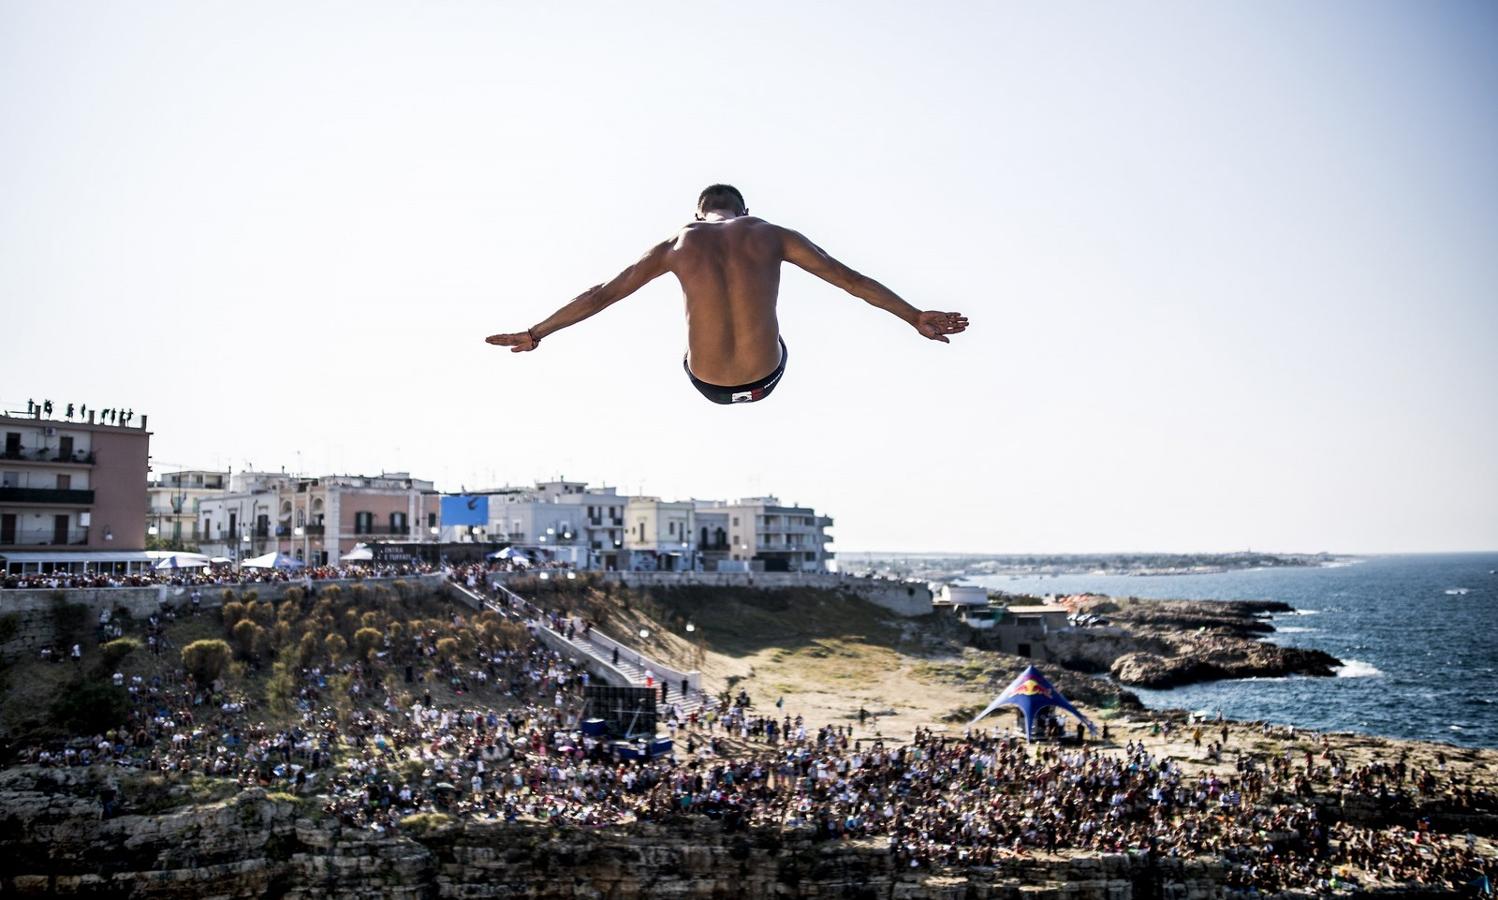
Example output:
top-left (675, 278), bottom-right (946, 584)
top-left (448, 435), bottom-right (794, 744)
top-left (3, 1), bottom-right (1495, 554)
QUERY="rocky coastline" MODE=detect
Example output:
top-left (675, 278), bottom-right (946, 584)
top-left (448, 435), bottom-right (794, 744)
top-left (1039, 598), bottom-right (1342, 689)
top-left (0, 775), bottom-right (1375, 899)
top-left (2, 747), bottom-right (1492, 899)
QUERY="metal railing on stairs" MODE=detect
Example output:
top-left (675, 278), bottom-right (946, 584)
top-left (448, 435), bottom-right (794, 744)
top-left (445, 574), bottom-right (708, 715)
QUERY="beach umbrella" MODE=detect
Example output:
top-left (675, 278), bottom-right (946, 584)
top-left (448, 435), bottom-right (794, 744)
top-left (967, 665), bottom-right (1096, 741)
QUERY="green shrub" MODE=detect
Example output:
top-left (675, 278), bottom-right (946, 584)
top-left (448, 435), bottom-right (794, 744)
top-left (220, 601), bottom-right (246, 628)
top-left (297, 632), bottom-right (319, 667)
top-left (266, 647), bottom-right (299, 715)
top-left (181, 639), bottom-right (232, 685)
top-left (247, 600), bottom-right (275, 627)
top-left (324, 633), bottom-right (347, 664)
top-left (99, 637), bottom-right (141, 670)
top-left (353, 627), bottom-right (383, 660)
top-left (231, 620), bottom-right (265, 662)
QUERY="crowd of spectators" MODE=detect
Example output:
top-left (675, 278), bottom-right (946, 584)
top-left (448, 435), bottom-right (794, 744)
top-left (1, 563), bottom-right (438, 591)
top-left (8, 582), bottom-right (1494, 895)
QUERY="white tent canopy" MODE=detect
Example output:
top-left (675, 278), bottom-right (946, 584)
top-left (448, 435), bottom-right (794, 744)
top-left (152, 552), bottom-right (212, 570)
top-left (241, 551), bottom-right (305, 570)
top-left (340, 544), bottom-right (374, 563)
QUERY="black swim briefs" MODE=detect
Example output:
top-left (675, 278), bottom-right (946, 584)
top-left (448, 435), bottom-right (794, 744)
top-left (684, 338), bottom-right (788, 405)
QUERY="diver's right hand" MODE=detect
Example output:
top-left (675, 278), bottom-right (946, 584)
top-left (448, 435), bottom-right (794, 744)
top-left (485, 330), bottom-right (540, 352)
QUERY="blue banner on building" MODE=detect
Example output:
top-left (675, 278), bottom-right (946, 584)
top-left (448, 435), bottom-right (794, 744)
top-left (440, 495), bottom-right (489, 527)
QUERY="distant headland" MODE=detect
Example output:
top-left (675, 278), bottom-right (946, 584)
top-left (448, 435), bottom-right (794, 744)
top-left (841, 551), bottom-right (1350, 582)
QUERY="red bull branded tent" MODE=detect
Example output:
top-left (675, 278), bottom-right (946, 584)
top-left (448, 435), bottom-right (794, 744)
top-left (968, 665), bottom-right (1096, 740)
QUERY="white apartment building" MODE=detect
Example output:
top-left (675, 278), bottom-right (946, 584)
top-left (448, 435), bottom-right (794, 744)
top-left (200, 472), bottom-right (437, 565)
top-left (146, 469), bottom-right (228, 548)
top-left (699, 496), bottom-right (835, 573)
top-left (471, 480), bottom-right (626, 569)
top-left (430, 481), bottom-right (833, 573)
top-left (622, 497), bottom-right (697, 571)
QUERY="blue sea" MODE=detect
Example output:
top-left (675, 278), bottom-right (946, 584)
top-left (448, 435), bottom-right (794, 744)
top-left (965, 553), bottom-right (1498, 748)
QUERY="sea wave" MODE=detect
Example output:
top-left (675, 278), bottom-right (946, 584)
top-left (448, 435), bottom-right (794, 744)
top-left (1335, 660), bottom-right (1384, 678)
top-left (1275, 626), bottom-right (1318, 634)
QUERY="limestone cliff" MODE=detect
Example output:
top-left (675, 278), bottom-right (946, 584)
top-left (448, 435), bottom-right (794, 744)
top-left (0, 780), bottom-right (1243, 899)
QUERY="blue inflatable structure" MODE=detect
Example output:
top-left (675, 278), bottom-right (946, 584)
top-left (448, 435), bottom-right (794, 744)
top-left (968, 665), bottom-right (1097, 740)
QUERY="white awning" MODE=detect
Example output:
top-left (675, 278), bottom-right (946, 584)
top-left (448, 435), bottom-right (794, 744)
top-left (0, 550), bottom-right (155, 564)
top-left (153, 553), bottom-right (212, 570)
top-left (242, 551), bottom-right (305, 569)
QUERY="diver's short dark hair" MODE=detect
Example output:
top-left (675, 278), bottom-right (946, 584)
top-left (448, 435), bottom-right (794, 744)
top-left (697, 184), bottom-right (747, 215)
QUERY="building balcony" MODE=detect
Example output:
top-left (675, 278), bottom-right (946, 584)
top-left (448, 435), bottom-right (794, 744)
top-left (0, 527), bottom-right (90, 547)
top-left (0, 448), bottom-right (95, 466)
top-left (304, 524), bottom-right (325, 535)
top-left (349, 525), bottom-right (411, 536)
top-left (0, 487), bottom-right (96, 505)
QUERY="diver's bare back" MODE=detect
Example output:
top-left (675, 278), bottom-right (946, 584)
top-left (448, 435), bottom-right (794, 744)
top-left (485, 184), bottom-right (968, 404)
top-left (670, 216), bottom-right (785, 386)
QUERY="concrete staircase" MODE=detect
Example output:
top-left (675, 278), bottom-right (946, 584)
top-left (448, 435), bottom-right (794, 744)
top-left (448, 577), bottom-right (710, 719)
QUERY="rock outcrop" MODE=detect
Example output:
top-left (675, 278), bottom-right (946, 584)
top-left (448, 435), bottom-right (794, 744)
top-left (1041, 599), bottom-right (1341, 689)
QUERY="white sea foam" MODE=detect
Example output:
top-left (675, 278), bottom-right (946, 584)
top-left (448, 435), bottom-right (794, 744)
top-left (1335, 659), bottom-right (1384, 678)
top-left (1285, 609), bottom-right (1320, 616)
top-left (1275, 626), bottom-right (1318, 634)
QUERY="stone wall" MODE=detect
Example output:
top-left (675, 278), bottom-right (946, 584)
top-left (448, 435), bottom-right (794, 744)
top-left (0, 574), bottom-right (447, 657)
top-left (0, 777), bottom-right (1257, 899)
top-left (595, 571), bottom-right (935, 617)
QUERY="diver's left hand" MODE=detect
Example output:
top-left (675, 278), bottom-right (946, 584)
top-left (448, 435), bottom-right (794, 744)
top-left (915, 311), bottom-right (968, 343)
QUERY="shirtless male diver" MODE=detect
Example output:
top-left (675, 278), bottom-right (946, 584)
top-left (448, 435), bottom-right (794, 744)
top-left (485, 184), bottom-right (968, 404)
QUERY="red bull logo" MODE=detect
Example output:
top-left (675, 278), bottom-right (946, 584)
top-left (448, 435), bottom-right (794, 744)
top-left (1011, 678), bottom-right (1051, 698)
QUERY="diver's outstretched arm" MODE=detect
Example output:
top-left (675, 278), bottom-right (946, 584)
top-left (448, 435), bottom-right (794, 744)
top-left (780, 228), bottom-right (968, 343)
top-left (486, 240), bottom-right (673, 352)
